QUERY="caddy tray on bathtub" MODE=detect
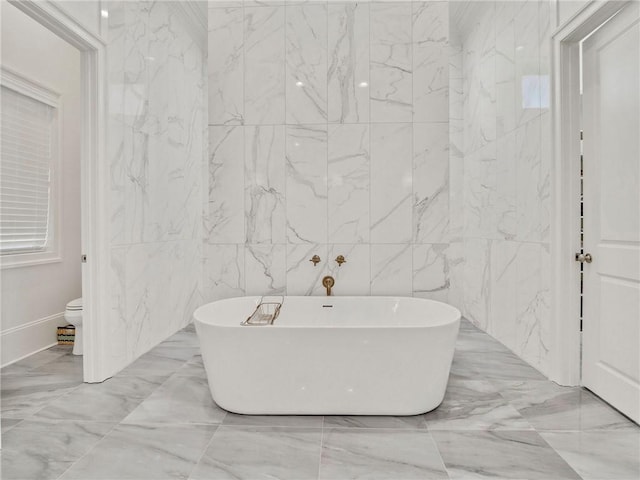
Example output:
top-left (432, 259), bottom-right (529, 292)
top-left (241, 296), bottom-right (284, 326)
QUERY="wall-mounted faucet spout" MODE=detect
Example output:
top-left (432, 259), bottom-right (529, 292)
top-left (322, 276), bottom-right (335, 296)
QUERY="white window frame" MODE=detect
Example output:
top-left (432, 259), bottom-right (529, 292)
top-left (1, 66), bottom-right (63, 269)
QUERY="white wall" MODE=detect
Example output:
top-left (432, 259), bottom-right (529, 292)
top-left (1, 2), bottom-right (82, 365)
top-left (205, 1), bottom-right (453, 302)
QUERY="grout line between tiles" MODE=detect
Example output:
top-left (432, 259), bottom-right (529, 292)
top-left (52, 419), bottom-right (121, 480)
top-left (318, 415), bottom-right (325, 480)
top-left (411, 5), bottom-right (415, 175)
top-left (368, 1), bottom-right (372, 295)
top-left (426, 428), bottom-right (454, 480)
top-left (184, 424), bottom-right (220, 480)
top-left (410, 0), bottom-right (415, 299)
top-left (242, 0), bottom-right (247, 297)
top-left (325, 1), bottom-right (329, 257)
top-left (24, 381), bottom-right (85, 420)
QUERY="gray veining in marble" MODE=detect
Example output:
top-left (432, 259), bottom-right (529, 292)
top-left (59, 424), bottom-right (216, 480)
top-left (190, 426), bottom-right (322, 480)
top-left (1, 420), bottom-right (114, 480)
top-left (122, 375), bottom-right (227, 425)
top-left (432, 430), bottom-right (582, 480)
top-left (540, 430), bottom-right (640, 480)
top-left (320, 428), bottom-right (448, 479)
top-left (459, 349), bottom-right (547, 382)
top-left (285, 4), bottom-right (328, 124)
top-left (494, 380), bottom-right (638, 431)
top-left (244, 125), bottom-right (286, 244)
top-left (208, 6), bottom-right (244, 125)
top-left (222, 413), bottom-right (323, 428)
top-left (117, 346), bottom-right (194, 377)
top-left (174, 354), bottom-right (206, 378)
top-left (424, 380), bottom-right (533, 431)
top-left (327, 2), bottom-right (369, 124)
top-left (323, 415), bottom-right (426, 430)
top-left (1, 417), bottom-right (23, 434)
top-left (1, 372), bottom-right (82, 419)
top-left (0, 347), bottom-right (69, 376)
top-left (370, 3), bottom-right (413, 123)
top-left (244, 6), bottom-right (285, 124)
top-left (34, 375), bottom-right (168, 423)
top-left (2, 459), bottom-right (72, 480)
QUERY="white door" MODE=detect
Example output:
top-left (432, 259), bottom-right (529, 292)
top-left (581, 1), bottom-right (640, 423)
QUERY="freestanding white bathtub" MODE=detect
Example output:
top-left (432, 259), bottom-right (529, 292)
top-left (193, 296), bottom-right (461, 416)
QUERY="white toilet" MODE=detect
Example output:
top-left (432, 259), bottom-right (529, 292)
top-left (64, 297), bottom-right (83, 355)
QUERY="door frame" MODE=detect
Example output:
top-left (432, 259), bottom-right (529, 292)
top-left (8, 0), bottom-right (111, 382)
top-left (550, 0), bottom-right (630, 386)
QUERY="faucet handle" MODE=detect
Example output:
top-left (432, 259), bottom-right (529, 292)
top-left (310, 254), bottom-right (321, 266)
top-left (335, 255), bottom-right (346, 267)
top-left (322, 275), bottom-right (335, 296)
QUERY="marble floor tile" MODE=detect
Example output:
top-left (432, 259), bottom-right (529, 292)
top-left (323, 415), bottom-right (427, 430)
top-left (5, 327), bottom-right (640, 480)
top-left (182, 323), bottom-right (196, 333)
top-left (1, 373), bottom-right (82, 419)
top-left (424, 380), bottom-right (532, 431)
top-left (463, 350), bottom-right (547, 381)
top-left (1, 460), bottom-right (73, 480)
top-left (449, 356), bottom-right (479, 381)
top-left (458, 318), bottom-right (483, 333)
top-left (540, 430), bottom-right (640, 480)
top-left (34, 375), bottom-right (167, 422)
top-left (0, 347), bottom-right (70, 376)
top-left (319, 428), bottom-right (448, 479)
top-left (223, 413), bottom-right (323, 428)
top-left (157, 326), bottom-right (199, 349)
top-left (454, 331), bottom-right (513, 354)
top-left (190, 426), bottom-right (322, 480)
top-left (495, 380), bottom-right (639, 431)
top-left (0, 419), bottom-right (114, 480)
top-left (118, 347), bottom-right (194, 376)
top-left (122, 375), bottom-right (227, 425)
top-left (60, 424), bottom-right (217, 480)
top-left (1, 418), bottom-right (23, 433)
top-left (174, 355), bottom-right (206, 377)
top-left (432, 430), bottom-right (582, 479)
top-left (29, 354), bottom-right (83, 376)
top-left (147, 344), bottom-right (199, 362)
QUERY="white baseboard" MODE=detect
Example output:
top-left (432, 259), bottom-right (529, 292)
top-left (1, 312), bottom-right (65, 367)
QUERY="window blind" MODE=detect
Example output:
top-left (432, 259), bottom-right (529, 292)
top-left (1, 86), bottom-right (55, 254)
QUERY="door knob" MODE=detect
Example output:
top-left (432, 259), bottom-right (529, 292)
top-left (575, 252), bottom-right (593, 263)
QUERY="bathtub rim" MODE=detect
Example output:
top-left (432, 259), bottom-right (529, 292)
top-left (193, 295), bottom-right (461, 329)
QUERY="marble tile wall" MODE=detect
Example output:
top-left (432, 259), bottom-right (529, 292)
top-left (205, 0), bottom-right (451, 302)
top-left (108, 1), bottom-right (207, 367)
top-left (452, 0), bottom-right (553, 375)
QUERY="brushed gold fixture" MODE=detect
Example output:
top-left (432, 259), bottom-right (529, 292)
top-left (335, 255), bottom-right (346, 267)
top-left (310, 255), bottom-right (321, 266)
top-left (322, 276), bottom-right (335, 296)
